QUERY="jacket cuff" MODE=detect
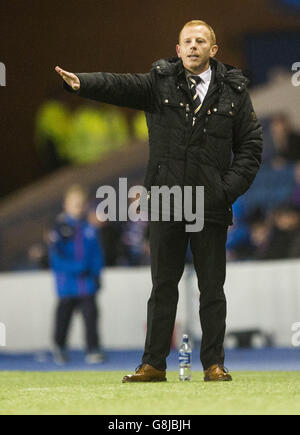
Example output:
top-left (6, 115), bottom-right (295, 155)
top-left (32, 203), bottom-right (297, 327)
top-left (62, 73), bottom-right (82, 95)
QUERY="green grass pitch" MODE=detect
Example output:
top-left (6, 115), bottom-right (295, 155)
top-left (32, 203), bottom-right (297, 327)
top-left (1, 371), bottom-right (300, 415)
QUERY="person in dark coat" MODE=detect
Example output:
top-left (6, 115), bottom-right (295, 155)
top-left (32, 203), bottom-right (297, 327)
top-left (55, 20), bottom-right (263, 381)
top-left (270, 113), bottom-right (300, 163)
top-left (48, 185), bottom-right (105, 365)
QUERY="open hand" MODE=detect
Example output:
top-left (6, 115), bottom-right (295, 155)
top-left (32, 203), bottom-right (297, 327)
top-left (55, 66), bottom-right (80, 91)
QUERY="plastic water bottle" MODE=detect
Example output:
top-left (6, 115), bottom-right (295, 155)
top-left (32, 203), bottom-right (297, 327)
top-left (179, 334), bottom-right (192, 381)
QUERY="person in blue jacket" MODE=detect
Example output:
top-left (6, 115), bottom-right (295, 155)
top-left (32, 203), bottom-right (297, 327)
top-left (48, 184), bottom-right (104, 365)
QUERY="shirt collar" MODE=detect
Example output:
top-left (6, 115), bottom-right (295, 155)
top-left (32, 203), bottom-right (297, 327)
top-left (199, 66), bottom-right (212, 84)
top-left (185, 66), bottom-right (212, 84)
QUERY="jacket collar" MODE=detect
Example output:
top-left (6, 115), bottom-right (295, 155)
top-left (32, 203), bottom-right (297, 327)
top-left (64, 213), bottom-right (85, 226)
top-left (152, 56), bottom-right (248, 93)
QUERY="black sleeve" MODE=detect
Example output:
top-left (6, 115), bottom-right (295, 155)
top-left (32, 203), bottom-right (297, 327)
top-left (222, 91), bottom-right (263, 204)
top-left (63, 71), bottom-right (156, 112)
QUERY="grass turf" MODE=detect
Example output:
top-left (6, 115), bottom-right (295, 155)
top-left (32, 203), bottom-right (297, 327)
top-left (0, 371), bottom-right (300, 415)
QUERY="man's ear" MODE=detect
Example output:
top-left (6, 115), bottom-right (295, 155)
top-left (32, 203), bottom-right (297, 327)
top-left (176, 44), bottom-right (181, 58)
top-left (210, 44), bottom-right (219, 58)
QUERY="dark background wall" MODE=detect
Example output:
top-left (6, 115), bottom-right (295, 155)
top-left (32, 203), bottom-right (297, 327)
top-left (1, 0), bottom-right (300, 198)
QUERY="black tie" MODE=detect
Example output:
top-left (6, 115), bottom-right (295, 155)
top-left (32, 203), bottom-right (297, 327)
top-left (188, 75), bottom-right (202, 115)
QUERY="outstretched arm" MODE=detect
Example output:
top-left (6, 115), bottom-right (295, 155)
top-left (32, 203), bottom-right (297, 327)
top-left (55, 65), bottom-right (156, 112)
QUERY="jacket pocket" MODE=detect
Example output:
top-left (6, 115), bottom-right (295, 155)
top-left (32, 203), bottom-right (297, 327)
top-left (159, 95), bottom-right (186, 129)
top-left (206, 108), bottom-right (234, 139)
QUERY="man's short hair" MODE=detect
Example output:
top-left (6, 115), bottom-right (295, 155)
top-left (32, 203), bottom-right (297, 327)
top-left (179, 20), bottom-right (217, 45)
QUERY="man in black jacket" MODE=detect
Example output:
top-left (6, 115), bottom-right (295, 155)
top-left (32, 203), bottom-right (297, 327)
top-left (56, 20), bottom-right (263, 382)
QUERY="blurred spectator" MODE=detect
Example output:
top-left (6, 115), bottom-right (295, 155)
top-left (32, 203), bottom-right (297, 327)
top-left (101, 221), bottom-right (125, 266)
top-left (289, 232), bottom-right (300, 258)
top-left (241, 160), bottom-right (296, 216)
top-left (260, 118), bottom-right (274, 164)
top-left (90, 205), bottom-right (124, 266)
top-left (35, 100), bottom-right (71, 173)
top-left (35, 100), bottom-right (130, 169)
top-left (291, 162), bottom-right (300, 209)
top-left (270, 113), bottom-right (300, 162)
top-left (259, 205), bottom-right (300, 260)
top-left (133, 111), bottom-right (148, 141)
top-left (48, 184), bottom-right (105, 365)
top-left (226, 224), bottom-right (251, 261)
top-left (248, 219), bottom-right (272, 260)
top-left (67, 106), bottom-right (129, 164)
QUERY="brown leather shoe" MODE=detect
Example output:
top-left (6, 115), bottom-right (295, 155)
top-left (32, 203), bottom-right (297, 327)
top-left (204, 364), bottom-right (232, 382)
top-left (122, 364), bottom-right (167, 383)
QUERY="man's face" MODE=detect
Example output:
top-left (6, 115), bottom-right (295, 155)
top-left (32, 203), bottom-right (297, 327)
top-left (64, 192), bottom-right (86, 220)
top-left (176, 25), bottom-right (218, 74)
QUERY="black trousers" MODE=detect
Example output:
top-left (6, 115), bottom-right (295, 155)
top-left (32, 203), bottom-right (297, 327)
top-left (142, 221), bottom-right (228, 371)
top-left (54, 294), bottom-right (100, 353)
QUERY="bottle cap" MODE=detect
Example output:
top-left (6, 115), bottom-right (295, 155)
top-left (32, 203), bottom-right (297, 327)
top-left (183, 334), bottom-right (189, 343)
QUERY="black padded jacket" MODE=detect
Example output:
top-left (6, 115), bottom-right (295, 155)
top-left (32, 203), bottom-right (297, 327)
top-left (64, 56), bottom-right (263, 226)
